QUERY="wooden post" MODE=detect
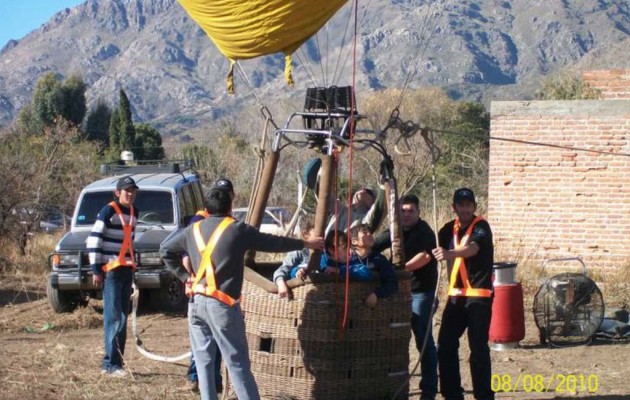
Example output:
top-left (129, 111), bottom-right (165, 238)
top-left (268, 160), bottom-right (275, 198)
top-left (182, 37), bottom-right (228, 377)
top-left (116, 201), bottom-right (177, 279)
top-left (306, 154), bottom-right (335, 272)
top-left (244, 150), bottom-right (280, 268)
top-left (384, 179), bottom-right (405, 268)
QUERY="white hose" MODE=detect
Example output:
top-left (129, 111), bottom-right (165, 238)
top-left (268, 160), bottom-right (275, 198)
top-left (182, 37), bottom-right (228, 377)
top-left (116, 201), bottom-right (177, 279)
top-left (131, 283), bottom-right (191, 363)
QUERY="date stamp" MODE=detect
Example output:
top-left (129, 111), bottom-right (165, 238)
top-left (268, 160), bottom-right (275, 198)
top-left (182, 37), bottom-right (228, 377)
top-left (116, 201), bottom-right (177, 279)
top-left (492, 373), bottom-right (599, 393)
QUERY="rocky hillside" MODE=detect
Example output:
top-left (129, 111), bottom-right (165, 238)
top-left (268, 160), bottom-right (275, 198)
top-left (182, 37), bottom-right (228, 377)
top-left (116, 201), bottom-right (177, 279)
top-left (0, 0), bottom-right (628, 137)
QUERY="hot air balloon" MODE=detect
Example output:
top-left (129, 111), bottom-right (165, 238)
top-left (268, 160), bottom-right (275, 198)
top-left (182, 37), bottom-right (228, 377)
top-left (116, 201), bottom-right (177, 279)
top-left (177, 0), bottom-right (349, 92)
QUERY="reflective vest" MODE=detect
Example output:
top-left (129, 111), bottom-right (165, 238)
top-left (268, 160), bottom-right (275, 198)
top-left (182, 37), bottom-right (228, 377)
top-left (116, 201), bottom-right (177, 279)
top-left (102, 202), bottom-right (136, 272)
top-left (196, 210), bottom-right (210, 219)
top-left (447, 216), bottom-right (492, 298)
top-left (185, 209), bottom-right (211, 297)
top-left (191, 217), bottom-right (238, 305)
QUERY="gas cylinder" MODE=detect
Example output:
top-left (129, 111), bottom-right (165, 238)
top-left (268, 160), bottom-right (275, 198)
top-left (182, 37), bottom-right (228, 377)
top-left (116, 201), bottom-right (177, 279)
top-left (490, 262), bottom-right (525, 350)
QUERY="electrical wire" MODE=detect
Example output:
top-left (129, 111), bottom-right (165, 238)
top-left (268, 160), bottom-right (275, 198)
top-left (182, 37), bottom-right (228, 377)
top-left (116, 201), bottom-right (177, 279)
top-left (426, 126), bottom-right (630, 158)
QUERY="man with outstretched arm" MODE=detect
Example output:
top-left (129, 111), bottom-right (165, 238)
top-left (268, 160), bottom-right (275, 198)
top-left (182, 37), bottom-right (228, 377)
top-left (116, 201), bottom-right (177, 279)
top-left (160, 187), bottom-right (324, 400)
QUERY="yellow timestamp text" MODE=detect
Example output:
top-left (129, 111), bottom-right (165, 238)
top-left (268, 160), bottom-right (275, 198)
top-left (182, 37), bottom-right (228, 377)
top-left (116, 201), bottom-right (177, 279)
top-left (491, 373), bottom-right (599, 393)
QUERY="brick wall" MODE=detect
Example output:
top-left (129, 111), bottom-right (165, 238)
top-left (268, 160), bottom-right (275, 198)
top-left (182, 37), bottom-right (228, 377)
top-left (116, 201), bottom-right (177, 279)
top-left (583, 69), bottom-right (630, 100)
top-left (489, 100), bottom-right (630, 271)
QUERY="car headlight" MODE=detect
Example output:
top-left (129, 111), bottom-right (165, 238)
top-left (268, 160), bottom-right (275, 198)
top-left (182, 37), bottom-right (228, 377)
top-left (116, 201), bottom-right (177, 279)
top-left (140, 252), bottom-right (163, 266)
top-left (52, 254), bottom-right (80, 268)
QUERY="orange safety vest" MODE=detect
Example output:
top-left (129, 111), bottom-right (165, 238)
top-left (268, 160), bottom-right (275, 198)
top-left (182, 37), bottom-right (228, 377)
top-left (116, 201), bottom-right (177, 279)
top-left (185, 209), bottom-right (211, 297)
top-left (102, 202), bottom-right (136, 272)
top-left (196, 210), bottom-right (210, 219)
top-left (447, 216), bottom-right (492, 298)
top-left (191, 217), bottom-right (238, 306)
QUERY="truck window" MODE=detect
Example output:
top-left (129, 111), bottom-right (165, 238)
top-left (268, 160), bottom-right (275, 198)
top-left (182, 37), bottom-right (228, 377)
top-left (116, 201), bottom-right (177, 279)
top-left (179, 184), bottom-right (196, 221)
top-left (76, 190), bottom-right (174, 226)
top-left (191, 181), bottom-right (204, 210)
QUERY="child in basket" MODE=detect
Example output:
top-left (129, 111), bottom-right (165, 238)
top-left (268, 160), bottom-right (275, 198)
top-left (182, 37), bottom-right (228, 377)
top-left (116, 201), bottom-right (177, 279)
top-left (321, 225), bottom-right (398, 307)
top-left (273, 221), bottom-right (315, 299)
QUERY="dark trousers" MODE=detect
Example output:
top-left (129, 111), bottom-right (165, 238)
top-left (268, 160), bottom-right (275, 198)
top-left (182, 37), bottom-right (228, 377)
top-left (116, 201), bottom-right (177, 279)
top-left (437, 297), bottom-right (494, 400)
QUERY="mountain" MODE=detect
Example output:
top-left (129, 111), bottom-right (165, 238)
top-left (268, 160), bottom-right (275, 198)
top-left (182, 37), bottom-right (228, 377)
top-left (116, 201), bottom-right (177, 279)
top-left (0, 0), bottom-right (628, 137)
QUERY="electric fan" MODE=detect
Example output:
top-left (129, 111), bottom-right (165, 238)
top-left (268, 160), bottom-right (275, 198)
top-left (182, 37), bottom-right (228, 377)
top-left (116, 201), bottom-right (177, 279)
top-left (533, 258), bottom-right (604, 347)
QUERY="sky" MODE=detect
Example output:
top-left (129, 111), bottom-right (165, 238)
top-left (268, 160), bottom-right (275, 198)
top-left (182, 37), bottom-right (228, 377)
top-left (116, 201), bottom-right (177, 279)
top-left (0, 1), bottom-right (84, 48)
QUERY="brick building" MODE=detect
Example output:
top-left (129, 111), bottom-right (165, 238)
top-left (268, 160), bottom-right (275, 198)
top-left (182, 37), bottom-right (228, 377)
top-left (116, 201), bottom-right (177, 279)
top-left (488, 70), bottom-right (630, 270)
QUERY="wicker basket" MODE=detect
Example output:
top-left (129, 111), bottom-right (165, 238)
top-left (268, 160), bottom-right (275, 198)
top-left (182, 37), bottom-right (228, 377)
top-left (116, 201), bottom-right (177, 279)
top-left (238, 278), bottom-right (412, 400)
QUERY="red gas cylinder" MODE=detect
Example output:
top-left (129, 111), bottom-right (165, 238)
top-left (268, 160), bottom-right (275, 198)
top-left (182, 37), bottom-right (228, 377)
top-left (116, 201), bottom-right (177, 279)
top-left (490, 263), bottom-right (525, 350)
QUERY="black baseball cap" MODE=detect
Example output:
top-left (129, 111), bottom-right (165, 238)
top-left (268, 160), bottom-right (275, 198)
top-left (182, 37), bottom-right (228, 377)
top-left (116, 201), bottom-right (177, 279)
top-left (116, 176), bottom-right (139, 191)
top-left (453, 188), bottom-right (476, 204)
top-left (213, 178), bottom-right (234, 195)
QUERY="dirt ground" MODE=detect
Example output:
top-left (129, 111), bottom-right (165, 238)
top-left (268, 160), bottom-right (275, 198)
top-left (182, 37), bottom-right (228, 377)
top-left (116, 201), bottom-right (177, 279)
top-left (1, 273), bottom-right (629, 400)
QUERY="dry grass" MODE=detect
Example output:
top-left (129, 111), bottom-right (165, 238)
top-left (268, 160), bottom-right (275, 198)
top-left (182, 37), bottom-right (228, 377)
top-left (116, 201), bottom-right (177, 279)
top-left (1, 231), bottom-right (63, 275)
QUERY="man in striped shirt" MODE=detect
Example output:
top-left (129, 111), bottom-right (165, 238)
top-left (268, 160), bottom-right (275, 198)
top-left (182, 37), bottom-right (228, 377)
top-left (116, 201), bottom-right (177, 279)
top-left (87, 176), bottom-right (139, 378)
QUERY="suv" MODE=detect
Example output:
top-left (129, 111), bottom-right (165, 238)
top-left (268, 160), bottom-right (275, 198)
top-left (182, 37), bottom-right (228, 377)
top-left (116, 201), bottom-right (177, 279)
top-left (47, 162), bottom-right (205, 313)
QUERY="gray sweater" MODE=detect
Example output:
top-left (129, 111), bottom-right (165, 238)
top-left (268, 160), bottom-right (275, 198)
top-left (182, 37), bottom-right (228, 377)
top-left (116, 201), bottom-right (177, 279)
top-left (160, 214), bottom-right (305, 300)
top-left (272, 248), bottom-right (310, 283)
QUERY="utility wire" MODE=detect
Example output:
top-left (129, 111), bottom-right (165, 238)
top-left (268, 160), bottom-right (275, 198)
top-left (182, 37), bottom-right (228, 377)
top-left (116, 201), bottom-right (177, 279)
top-left (426, 126), bottom-right (630, 158)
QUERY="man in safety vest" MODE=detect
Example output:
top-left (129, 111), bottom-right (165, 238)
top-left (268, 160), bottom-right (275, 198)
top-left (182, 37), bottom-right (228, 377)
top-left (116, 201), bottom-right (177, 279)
top-left (183, 178), bottom-right (234, 394)
top-left (432, 188), bottom-right (494, 400)
top-left (160, 186), bottom-right (324, 400)
top-left (88, 176), bottom-right (139, 378)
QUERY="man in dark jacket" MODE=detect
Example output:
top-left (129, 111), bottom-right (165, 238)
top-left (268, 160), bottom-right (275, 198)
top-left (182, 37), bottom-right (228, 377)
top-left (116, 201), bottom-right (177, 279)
top-left (373, 194), bottom-right (438, 400)
top-left (160, 187), bottom-right (323, 400)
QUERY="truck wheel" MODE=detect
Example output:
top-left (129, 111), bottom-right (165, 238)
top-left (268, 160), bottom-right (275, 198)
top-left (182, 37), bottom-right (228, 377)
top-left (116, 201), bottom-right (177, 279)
top-left (153, 274), bottom-right (186, 312)
top-left (47, 276), bottom-right (80, 313)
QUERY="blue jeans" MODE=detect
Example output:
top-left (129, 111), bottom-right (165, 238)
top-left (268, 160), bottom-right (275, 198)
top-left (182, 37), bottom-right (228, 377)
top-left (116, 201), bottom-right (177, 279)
top-left (188, 351), bottom-right (223, 386)
top-left (412, 291), bottom-right (438, 399)
top-left (189, 295), bottom-right (260, 400)
top-left (101, 268), bottom-right (133, 372)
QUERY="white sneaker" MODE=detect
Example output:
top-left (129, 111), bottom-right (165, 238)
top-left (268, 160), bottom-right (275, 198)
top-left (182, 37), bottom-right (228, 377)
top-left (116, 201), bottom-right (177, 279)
top-left (108, 369), bottom-right (128, 378)
top-left (100, 369), bottom-right (108, 375)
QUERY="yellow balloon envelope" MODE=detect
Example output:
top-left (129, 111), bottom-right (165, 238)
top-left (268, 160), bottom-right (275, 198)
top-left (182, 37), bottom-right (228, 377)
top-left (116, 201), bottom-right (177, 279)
top-left (177, 0), bottom-right (349, 92)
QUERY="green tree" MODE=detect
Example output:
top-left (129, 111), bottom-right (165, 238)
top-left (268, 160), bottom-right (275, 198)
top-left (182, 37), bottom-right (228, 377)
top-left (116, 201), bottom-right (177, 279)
top-left (436, 101), bottom-right (490, 199)
top-left (85, 99), bottom-right (112, 144)
top-left (17, 105), bottom-right (44, 136)
top-left (32, 73), bottom-right (63, 126)
top-left (117, 89), bottom-right (136, 151)
top-left (108, 109), bottom-right (121, 151)
top-left (134, 123), bottom-right (165, 160)
top-left (26, 73), bottom-right (88, 132)
top-left (535, 74), bottom-right (600, 100)
top-left (59, 74), bottom-right (87, 126)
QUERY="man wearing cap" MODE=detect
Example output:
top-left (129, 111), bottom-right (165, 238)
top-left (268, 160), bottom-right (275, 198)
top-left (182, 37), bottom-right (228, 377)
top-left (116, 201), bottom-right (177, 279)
top-left (160, 186), bottom-right (324, 400)
top-left (213, 177), bottom-right (235, 198)
top-left (183, 178), bottom-right (234, 393)
top-left (432, 188), bottom-right (494, 400)
top-left (87, 176), bottom-right (139, 377)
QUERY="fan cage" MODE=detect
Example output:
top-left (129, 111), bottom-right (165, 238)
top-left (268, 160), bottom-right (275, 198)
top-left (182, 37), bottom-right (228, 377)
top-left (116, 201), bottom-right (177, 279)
top-left (533, 272), bottom-right (604, 347)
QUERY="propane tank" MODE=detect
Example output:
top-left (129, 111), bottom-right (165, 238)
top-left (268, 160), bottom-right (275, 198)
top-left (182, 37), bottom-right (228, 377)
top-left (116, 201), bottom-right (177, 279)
top-left (490, 262), bottom-right (525, 350)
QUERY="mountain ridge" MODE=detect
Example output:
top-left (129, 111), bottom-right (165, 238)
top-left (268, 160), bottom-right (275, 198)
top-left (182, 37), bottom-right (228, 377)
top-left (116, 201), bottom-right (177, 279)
top-left (0, 0), bottom-right (628, 137)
